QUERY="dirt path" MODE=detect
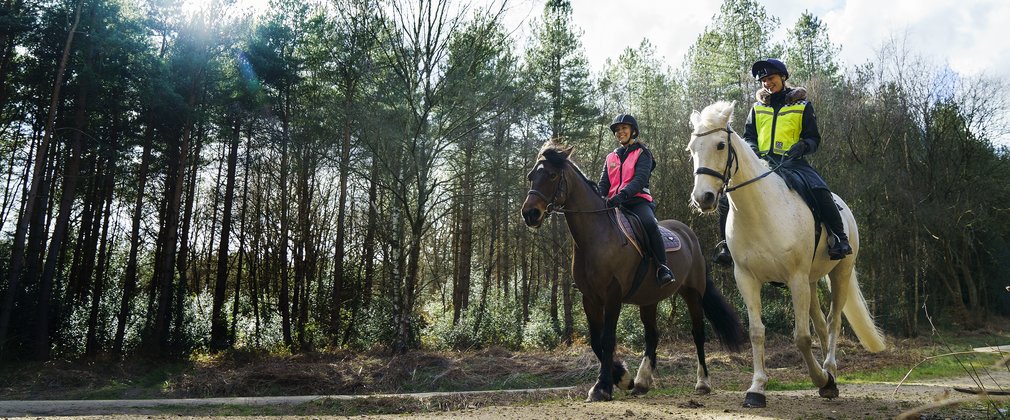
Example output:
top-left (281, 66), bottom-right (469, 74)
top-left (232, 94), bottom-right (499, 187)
top-left (355, 373), bottom-right (1010, 420)
top-left (2, 373), bottom-right (1006, 419)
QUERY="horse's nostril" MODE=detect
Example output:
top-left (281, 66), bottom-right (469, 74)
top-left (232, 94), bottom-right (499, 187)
top-left (704, 192), bottom-right (715, 205)
top-left (523, 208), bottom-right (542, 226)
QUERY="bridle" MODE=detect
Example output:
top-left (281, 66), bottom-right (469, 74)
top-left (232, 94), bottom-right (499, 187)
top-left (691, 126), bottom-right (784, 194)
top-left (527, 162), bottom-right (612, 215)
top-left (526, 169), bottom-right (567, 216)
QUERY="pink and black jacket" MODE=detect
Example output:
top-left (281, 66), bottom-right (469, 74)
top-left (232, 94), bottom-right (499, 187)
top-left (597, 142), bottom-right (656, 206)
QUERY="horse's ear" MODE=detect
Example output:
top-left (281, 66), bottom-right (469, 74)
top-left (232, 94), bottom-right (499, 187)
top-left (720, 101), bottom-right (736, 124)
top-left (690, 110), bottom-right (701, 129)
top-left (563, 145), bottom-right (574, 158)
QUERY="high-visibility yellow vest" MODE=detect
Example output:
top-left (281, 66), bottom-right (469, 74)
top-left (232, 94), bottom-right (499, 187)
top-left (754, 101), bottom-right (806, 155)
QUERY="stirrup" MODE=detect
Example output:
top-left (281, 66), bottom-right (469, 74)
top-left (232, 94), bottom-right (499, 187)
top-left (656, 264), bottom-right (675, 287)
top-left (828, 240), bottom-right (852, 260)
top-left (712, 240), bottom-right (733, 266)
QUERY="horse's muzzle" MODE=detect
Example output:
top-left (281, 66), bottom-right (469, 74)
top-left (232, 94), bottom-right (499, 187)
top-left (692, 191), bottom-right (718, 212)
top-left (522, 207), bottom-right (543, 228)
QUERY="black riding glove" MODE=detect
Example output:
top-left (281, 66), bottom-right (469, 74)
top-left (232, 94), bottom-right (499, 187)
top-left (606, 192), bottom-right (627, 207)
top-left (786, 140), bottom-right (808, 159)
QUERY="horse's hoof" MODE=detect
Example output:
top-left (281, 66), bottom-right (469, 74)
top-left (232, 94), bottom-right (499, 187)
top-left (742, 392), bottom-right (766, 408)
top-left (819, 372), bottom-right (839, 399)
top-left (630, 386), bottom-right (649, 396)
top-left (586, 388), bottom-right (613, 402)
top-left (695, 384), bottom-right (712, 395)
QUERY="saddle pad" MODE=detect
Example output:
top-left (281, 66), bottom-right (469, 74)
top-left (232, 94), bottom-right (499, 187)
top-left (658, 225), bottom-right (683, 252)
top-left (614, 209), bottom-right (683, 256)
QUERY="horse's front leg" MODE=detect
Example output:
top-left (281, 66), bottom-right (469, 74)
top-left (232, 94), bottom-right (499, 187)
top-left (736, 271), bottom-right (768, 408)
top-left (631, 303), bottom-right (658, 396)
top-left (584, 293), bottom-right (625, 402)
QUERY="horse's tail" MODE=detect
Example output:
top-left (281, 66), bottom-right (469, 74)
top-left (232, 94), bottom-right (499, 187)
top-left (840, 268), bottom-right (887, 352)
top-left (702, 264), bottom-right (747, 352)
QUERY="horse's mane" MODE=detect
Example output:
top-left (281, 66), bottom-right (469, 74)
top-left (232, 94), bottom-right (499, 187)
top-left (537, 140), bottom-right (600, 193)
top-left (697, 101), bottom-right (735, 129)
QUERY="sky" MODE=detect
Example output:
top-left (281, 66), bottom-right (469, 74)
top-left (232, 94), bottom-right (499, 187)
top-left (502, 0), bottom-right (1010, 78)
top-left (503, 0), bottom-right (1010, 144)
top-left (208, 0), bottom-right (1010, 144)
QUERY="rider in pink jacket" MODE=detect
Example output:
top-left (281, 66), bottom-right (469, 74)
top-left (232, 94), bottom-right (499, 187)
top-left (598, 114), bottom-right (675, 287)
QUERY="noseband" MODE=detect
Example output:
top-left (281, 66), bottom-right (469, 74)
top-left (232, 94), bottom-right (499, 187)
top-left (692, 126), bottom-right (781, 193)
top-left (527, 169), bottom-right (568, 216)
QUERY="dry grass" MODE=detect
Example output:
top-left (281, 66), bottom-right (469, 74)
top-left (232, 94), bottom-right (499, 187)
top-left (0, 326), bottom-right (1006, 404)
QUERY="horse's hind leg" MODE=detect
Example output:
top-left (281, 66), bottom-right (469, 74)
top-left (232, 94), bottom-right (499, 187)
top-left (823, 264), bottom-right (854, 378)
top-left (809, 280), bottom-right (829, 368)
top-left (631, 303), bottom-right (658, 396)
top-left (684, 291), bottom-right (711, 394)
top-left (788, 276), bottom-right (833, 394)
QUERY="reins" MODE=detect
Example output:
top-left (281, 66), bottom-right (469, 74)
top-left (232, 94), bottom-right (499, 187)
top-left (691, 127), bottom-right (788, 194)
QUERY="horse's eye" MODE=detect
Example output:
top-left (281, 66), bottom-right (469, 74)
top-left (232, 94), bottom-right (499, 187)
top-left (549, 172), bottom-right (558, 180)
top-left (717, 142), bottom-right (726, 151)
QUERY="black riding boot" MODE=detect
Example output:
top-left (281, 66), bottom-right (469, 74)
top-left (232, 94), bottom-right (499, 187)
top-left (712, 195), bottom-right (732, 266)
top-left (647, 228), bottom-right (675, 287)
top-left (815, 189), bottom-right (852, 260)
top-left (629, 203), bottom-right (676, 287)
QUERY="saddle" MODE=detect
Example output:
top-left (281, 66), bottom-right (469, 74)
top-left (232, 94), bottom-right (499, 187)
top-left (778, 169), bottom-right (845, 251)
top-left (613, 208), bottom-right (682, 256)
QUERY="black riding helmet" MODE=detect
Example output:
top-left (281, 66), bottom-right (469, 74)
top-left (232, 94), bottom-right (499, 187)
top-left (751, 58), bottom-right (789, 81)
top-left (609, 114), bottom-right (639, 139)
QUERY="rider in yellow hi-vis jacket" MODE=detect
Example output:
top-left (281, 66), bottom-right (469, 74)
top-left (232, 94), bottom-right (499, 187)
top-left (713, 58), bottom-right (853, 265)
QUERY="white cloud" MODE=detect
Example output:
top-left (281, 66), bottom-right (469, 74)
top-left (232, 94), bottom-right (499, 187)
top-left (570, 1), bottom-right (720, 70)
top-left (508, 0), bottom-right (1010, 143)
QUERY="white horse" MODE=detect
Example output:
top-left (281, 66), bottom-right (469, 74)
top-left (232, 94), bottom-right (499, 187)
top-left (686, 101), bottom-right (886, 408)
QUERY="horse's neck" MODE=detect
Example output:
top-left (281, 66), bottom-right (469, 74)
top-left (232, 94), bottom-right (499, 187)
top-left (726, 132), bottom-right (788, 221)
top-left (561, 173), bottom-right (612, 247)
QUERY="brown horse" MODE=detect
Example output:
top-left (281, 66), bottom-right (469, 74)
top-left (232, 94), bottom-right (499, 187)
top-left (520, 141), bottom-right (745, 402)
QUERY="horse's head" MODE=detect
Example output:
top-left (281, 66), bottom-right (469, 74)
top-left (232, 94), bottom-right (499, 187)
top-left (521, 141), bottom-right (575, 228)
top-left (687, 101), bottom-right (736, 212)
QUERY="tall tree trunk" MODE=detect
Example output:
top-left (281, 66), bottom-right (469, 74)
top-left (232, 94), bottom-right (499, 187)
top-left (67, 156), bottom-right (98, 303)
top-left (452, 137), bottom-right (474, 325)
top-left (293, 144), bottom-right (312, 350)
top-left (114, 116), bottom-right (155, 354)
top-left (231, 122), bottom-right (253, 344)
top-left (175, 123), bottom-right (205, 342)
top-left (343, 153), bottom-right (379, 346)
top-left (331, 95), bottom-right (353, 342)
top-left (250, 170), bottom-right (264, 347)
top-left (550, 243), bottom-right (559, 334)
top-left (0, 0), bottom-right (82, 357)
top-left (562, 269), bottom-right (573, 346)
top-left (33, 59), bottom-right (91, 359)
top-left (278, 118), bottom-right (292, 347)
top-left (147, 99), bottom-right (195, 354)
top-left (521, 237), bottom-right (530, 323)
top-left (361, 154), bottom-right (379, 311)
top-left (86, 156), bottom-right (116, 356)
top-left (211, 117), bottom-right (241, 350)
